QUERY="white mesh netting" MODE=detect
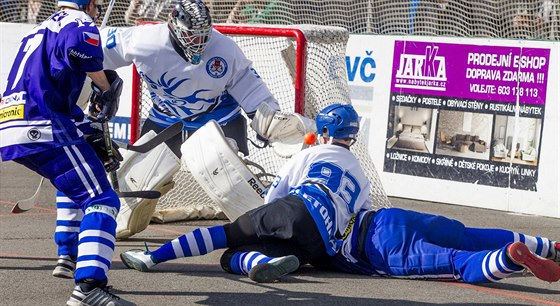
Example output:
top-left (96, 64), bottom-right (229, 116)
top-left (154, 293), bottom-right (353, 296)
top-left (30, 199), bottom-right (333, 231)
top-left (2, 1), bottom-right (559, 40)
top-left (132, 24), bottom-right (391, 222)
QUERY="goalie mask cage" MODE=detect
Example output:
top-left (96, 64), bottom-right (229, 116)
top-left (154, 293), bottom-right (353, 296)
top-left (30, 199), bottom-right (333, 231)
top-left (130, 24), bottom-right (390, 222)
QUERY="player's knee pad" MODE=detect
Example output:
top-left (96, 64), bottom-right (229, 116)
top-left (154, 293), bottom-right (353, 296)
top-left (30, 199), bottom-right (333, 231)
top-left (115, 131), bottom-right (181, 239)
top-left (80, 190), bottom-right (120, 232)
top-left (181, 120), bottom-right (266, 221)
top-left (83, 189), bottom-right (120, 211)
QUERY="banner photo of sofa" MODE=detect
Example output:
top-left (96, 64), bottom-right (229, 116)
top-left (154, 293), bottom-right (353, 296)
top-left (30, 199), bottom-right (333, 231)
top-left (383, 41), bottom-right (549, 191)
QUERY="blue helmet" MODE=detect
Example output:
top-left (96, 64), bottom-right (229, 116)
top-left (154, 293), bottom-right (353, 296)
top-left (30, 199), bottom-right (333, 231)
top-left (58, 0), bottom-right (97, 10)
top-left (316, 104), bottom-right (360, 140)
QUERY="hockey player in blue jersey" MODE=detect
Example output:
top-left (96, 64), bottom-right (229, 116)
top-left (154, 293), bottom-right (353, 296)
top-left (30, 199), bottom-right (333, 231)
top-left (0, 1), bottom-right (135, 305)
top-left (310, 208), bottom-right (560, 284)
top-left (118, 103), bottom-right (373, 282)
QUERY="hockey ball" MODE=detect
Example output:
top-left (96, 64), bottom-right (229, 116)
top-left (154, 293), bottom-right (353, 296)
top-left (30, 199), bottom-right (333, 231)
top-left (303, 132), bottom-right (316, 145)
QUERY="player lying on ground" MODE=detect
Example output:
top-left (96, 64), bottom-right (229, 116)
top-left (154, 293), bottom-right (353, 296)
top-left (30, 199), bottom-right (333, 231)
top-left (308, 208), bottom-right (560, 283)
top-left (0, 0), bottom-right (135, 305)
top-left (121, 102), bottom-right (560, 284)
top-left (119, 104), bottom-right (373, 282)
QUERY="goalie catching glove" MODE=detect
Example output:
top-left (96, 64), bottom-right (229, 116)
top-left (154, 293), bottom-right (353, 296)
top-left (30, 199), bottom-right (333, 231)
top-left (88, 69), bottom-right (123, 122)
top-left (250, 103), bottom-right (317, 158)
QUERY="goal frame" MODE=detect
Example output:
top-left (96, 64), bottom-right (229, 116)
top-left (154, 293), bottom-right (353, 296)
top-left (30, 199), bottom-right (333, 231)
top-left (126, 22), bottom-right (391, 222)
top-left (129, 24), bottom-right (308, 143)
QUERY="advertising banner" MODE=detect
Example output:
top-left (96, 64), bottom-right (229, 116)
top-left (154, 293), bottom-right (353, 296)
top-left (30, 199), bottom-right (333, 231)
top-left (384, 41), bottom-right (550, 191)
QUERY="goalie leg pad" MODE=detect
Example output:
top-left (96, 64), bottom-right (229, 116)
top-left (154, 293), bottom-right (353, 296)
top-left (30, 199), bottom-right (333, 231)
top-left (182, 120), bottom-right (266, 221)
top-left (115, 131), bottom-right (181, 239)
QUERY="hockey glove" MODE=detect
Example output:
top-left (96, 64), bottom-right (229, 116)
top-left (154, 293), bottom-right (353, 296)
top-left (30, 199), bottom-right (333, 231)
top-left (89, 70), bottom-right (123, 122)
top-left (87, 132), bottom-right (124, 173)
top-left (250, 103), bottom-right (316, 157)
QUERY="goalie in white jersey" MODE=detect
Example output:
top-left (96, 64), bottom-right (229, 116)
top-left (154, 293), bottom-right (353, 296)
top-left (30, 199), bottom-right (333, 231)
top-left (119, 103), bottom-right (373, 283)
top-left (101, 0), bottom-right (280, 158)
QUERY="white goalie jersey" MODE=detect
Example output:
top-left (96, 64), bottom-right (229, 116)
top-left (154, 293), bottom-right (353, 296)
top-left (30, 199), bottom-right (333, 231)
top-left (100, 23), bottom-right (279, 130)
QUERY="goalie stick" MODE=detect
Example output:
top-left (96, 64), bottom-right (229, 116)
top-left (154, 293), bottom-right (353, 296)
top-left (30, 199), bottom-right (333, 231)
top-left (102, 121), bottom-right (161, 199)
top-left (114, 121), bottom-right (183, 153)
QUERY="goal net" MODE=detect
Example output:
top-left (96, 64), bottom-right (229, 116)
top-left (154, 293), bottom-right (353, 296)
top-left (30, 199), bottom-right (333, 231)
top-left (2, 1), bottom-right (558, 40)
top-left (129, 24), bottom-right (391, 222)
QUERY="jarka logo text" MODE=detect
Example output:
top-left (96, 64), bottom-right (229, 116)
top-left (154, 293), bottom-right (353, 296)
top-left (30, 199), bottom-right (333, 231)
top-left (395, 46), bottom-right (447, 92)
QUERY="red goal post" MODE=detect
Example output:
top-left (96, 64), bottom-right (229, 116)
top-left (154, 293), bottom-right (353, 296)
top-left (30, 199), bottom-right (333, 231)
top-left (128, 23), bottom-right (390, 222)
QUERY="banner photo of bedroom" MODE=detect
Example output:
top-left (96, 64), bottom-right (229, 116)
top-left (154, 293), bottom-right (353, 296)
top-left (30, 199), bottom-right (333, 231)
top-left (383, 41), bottom-right (550, 191)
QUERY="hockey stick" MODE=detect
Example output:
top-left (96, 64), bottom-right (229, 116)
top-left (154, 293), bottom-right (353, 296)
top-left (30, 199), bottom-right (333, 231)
top-left (11, 177), bottom-right (45, 213)
top-left (10, 119), bottom-right (175, 212)
top-left (99, 0), bottom-right (116, 29)
top-left (102, 121), bottom-right (161, 199)
top-left (114, 121), bottom-right (183, 153)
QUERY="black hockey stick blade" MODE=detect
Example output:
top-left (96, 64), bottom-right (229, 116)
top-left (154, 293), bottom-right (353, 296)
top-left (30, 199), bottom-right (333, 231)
top-left (117, 190), bottom-right (161, 199)
top-left (118, 121), bottom-right (184, 153)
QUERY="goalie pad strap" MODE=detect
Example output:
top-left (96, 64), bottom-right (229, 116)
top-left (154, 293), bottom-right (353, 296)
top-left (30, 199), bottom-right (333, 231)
top-left (250, 103), bottom-right (276, 140)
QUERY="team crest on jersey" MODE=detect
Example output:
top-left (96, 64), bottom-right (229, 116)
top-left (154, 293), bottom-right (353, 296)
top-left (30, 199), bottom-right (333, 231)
top-left (27, 128), bottom-right (41, 141)
top-left (83, 32), bottom-right (100, 46)
top-left (206, 57), bottom-right (228, 78)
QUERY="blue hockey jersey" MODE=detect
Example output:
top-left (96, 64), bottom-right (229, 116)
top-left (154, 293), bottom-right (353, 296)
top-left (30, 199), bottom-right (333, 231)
top-left (0, 9), bottom-right (104, 160)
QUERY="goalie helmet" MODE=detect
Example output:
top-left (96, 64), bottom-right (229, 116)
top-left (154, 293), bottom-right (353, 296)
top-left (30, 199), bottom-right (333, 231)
top-left (168, 0), bottom-right (212, 65)
top-left (316, 104), bottom-right (360, 141)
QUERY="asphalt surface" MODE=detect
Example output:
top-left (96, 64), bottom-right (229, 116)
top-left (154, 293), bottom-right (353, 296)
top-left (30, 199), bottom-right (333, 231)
top-left (1, 161), bottom-right (559, 306)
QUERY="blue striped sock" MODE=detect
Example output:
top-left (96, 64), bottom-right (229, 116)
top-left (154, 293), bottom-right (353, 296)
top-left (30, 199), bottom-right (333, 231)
top-left (515, 233), bottom-right (553, 258)
top-left (151, 226), bottom-right (227, 263)
top-left (54, 190), bottom-right (83, 257)
top-left (481, 246), bottom-right (520, 282)
top-left (229, 251), bottom-right (275, 275)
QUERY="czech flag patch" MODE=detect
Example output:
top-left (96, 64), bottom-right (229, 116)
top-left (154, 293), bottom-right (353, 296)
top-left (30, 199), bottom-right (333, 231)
top-left (83, 32), bottom-right (100, 46)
